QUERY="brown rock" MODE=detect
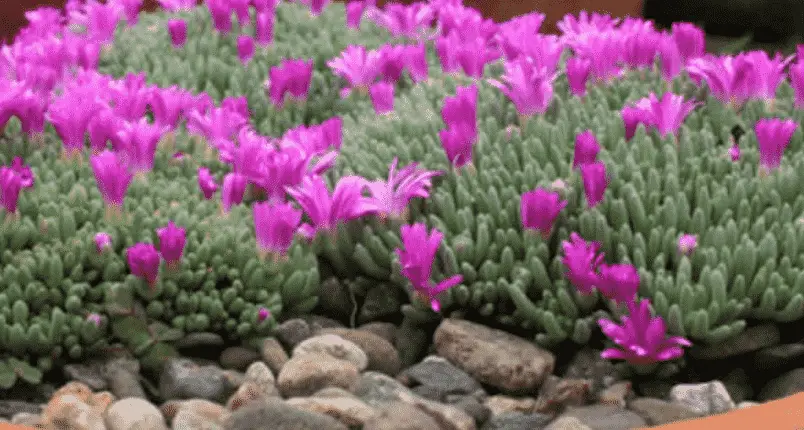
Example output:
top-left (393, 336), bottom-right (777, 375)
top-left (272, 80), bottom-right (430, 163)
top-left (359, 322), bottom-right (397, 344)
top-left (484, 395), bottom-right (538, 416)
top-left (627, 397), bottom-right (702, 426)
top-left (285, 396), bottom-right (378, 426)
top-left (598, 381), bottom-right (633, 408)
top-left (260, 337), bottom-right (289, 375)
top-left (433, 318), bottom-right (555, 394)
top-left (318, 328), bottom-right (402, 376)
top-left (277, 353), bottom-right (360, 398)
top-left (169, 399), bottom-right (230, 430)
top-left (363, 402), bottom-right (441, 430)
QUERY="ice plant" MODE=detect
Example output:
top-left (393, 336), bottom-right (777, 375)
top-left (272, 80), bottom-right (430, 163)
top-left (645, 92), bottom-right (697, 139)
top-left (198, 167), bottom-right (218, 199)
top-left (346, 1), bottom-right (367, 29)
top-left (561, 232), bottom-right (604, 295)
top-left (207, 0), bottom-right (233, 34)
top-left (369, 82), bottom-right (394, 115)
top-left (678, 234), bottom-right (697, 256)
top-left (396, 223), bottom-right (463, 312)
top-left (94, 232), bottom-right (112, 252)
top-left (580, 161), bottom-right (607, 208)
top-left (742, 50), bottom-right (792, 101)
top-left (90, 150), bottom-right (134, 215)
top-left (115, 0), bottom-right (142, 26)
top-left (237, 35), bottom-right (255, 64)
top-left (790, 61), bottom-right (804, 108)
top-left (729, 144), bottom-right (741, 161)
top-left (266, 59), bottom-right (314, 107)
top-left (47, 91), bottom-right (98, 157)
top-left (126, 243), bottom-right (160, 288)
top-left (365, 158), bottom-right (442, 219)
top-left (596, 263), bottom-right (640, 305)
top-left (572, 130), bottom-right (600, 169)
top-left (755, 118), bottom-right (798, 172)
top-left (327, 45), bottom-right (382, 98)
top-left (86, 313), bottom-right (102, 327)
top-left (287, 175), bottom-right (376, 239)
top-left (404, 43), bottom-right (429, 83)
top-left (439, 84), bottom-right (478, 169)
top-left (253, 200), bottom-right (303, 258)
top-left (658, 35), bottom-right (682, 81)
top-left (257, 307), bottom-right (271, 322)
top-left (671, 22), bottom-right (705, 63)
top-left (167, 19), bottom-right (187, 48)
top-left (255, 10), bottom-right (274, 45)
top-left (598, 298), bottom-right (692, 364)
top-left (10, 158), bottom-right (34, 189)
top-left (115, 119), bottom-right (168, 174)
top-left (488, 58), bottom-right (555, 120)
top-left (520, 188), bottom-right (567, 238)
top-left (377, 44), bottom-right (407, 83)
top-left (221, 172), bottom-right (248, 213)
top-left (621, 100), bottom-right (653, 141)
top-left (156, 221), bottom-right (186, 268)
top-left (566, 56), bottom-right (591, 97)
top-left (0, 167), bottom-right (23, 215)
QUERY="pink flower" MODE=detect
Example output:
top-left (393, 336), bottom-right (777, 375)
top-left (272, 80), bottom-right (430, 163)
top-left (581, 161), bottom-right (607, 208)
top-left (94, 232), bottom-right (112, 252)
top-left (789, 61), bottom-right (804, 108)
top-left (671, 22), bottom-right (705, 63)
top-left (365, 158), bottom-right (442, 218)
top-left (520, 188), bottom-right (566, 238)
top-left (0, 167), bottom-right (23, 214)
top-left (255, 10), bottom-right (274, 45)
top-left (755, 118), bottom-right (798, 171)
top-left (678, 234), bottom-right (698, 256)
top-left (90, 150), bottom-right (134, 209)
top-left (156, 221), bottom-right (186, 267)
top-left (237, 35), bottom-right (255, 64)
top-left (396, 223), bottom-right (463, 312)
top-left (126, 243), bottom-right (160, 287)
top-left (729, 144), bottom-right (741, 161)
top-left (221, 172), bottom-right (248, 212)
top-left (439, 84), bottom-right (478, 168)
top-left (573, 130), bottom-right (600, 169)
top-left (346, 1), bottom-right (367, 29)
top-left (327, 45), bottom-right (382, 98)
top-left (369, 82), bottom-right (394, 115)
top-left (198, 167), bottom-right (218, 199)
top-left (646, 92), bottom-right (697, 138)
top-left (267, 59), bottom-right (314, 107)
top-left (488, 58), bottom-right (555, 118)
top-left (566, 56), bottom-right (591, 97)
top-left (167, 19), bottom-right (187, 48)
top-left (287, 175), bottom-right (376, 239)
top-left (596, 263), bottom-right (639, 305)
top-left (253, 200), bottom-right (303, 256)
top-left (561, 232), bottom-right (604, 295)
top-left (257, 307), bottom-right (271, 322)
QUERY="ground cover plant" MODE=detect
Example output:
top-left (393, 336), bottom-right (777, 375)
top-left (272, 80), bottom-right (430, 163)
top-left (1, 0), bottom-right (804, 390)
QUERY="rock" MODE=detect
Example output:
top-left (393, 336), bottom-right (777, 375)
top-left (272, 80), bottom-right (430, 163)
top-left (533, 376), bottom-right (590, 415)
top-left (170, 399), bottom-right (230, 430)
top-left (319, 328), bottom-right (402, 376)
top-left (544, 416), bottom-right (592, 430)
top-left (758, 368), bottom-right (804, 401)
top-left (175, 332), bottom-right (225, 350)
top-left (219, 347), bottom-right (260, 371)
top-left (275, 318), bottom-right (313, 349)
top-left (395, 321), bottom-right (429, 368)
top-left (11, 412), bottom-right (41, 426)
top-left (301, 315), bottom-right (345, 331)
top-left (691, 323), bottom-right (780, 360)
top-left (668, 381), bottom-right (736, 416)
top-left (480, 412), bottom-right (552, 430)
top-left (628, 397), bottom-right (702, 426)
top-left (722, 368), bottom-right (753, 404)
top-left (558, 404), bottom-right (646, 430)
top-left (41, 393), bottom-right (108, 430)
top-left (227, 382), bottom-right (265, 411)
top-left (446, 395), bottom-right (491, 425)
top-left (65, 363), bottom-right (108, 391)
top-left (104, 397), bottom-right (168, 430)
top-left (293, 334), bottom-right (369, 371)
top-left (260, 337), bottom-right (289, 375)
top-left (277, 354), bottom-right (360, 398)
top-left (359, 322), bottom-right (397, 344)
top-left (598, 381), bottom-right (632, 408)
top-left (635, 380), bottom-right (674, 399)
top-left (285, 396), bottom-right (379, 427)
top-left (354, 371), bottom-right (412, 405)
top-left (159, 358), bottom-right (229, 403)
top-left (398, 355), bottom-right (483, 401)
top-left (363, 401), bottom-right (441, 430)
top-left (223, 397), bottom-right (348, 430)
top-left (314, 387), bottom-right (358, 398)
top-left (105, 368), bottom-right (147, 400)
top-left (221, 370), bottom-right (245, 394)
top-left (433, 318), bottom-right (555, 394)
top-left (484, 395), bottom-right (538, 416)
top-left (0, 401), bottom-right (42, 419)
top-left (242, 362), bottom-right (279, 398)
top-left (737, 401), bottom-right (760, 408)
top-left (754, 343), bottom-right (804, 372)
top-left (563, 348), bottom-right (620, 397)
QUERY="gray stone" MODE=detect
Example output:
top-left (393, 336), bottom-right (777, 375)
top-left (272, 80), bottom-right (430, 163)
top-left (628, 397), bottom-right (702, 426)
top-left (219, 346), bottom-right (260, 371)
top-left (0, 401), bottom-right (42, 419)
top-left (668, 381), bottom-right (736, 416)
top-left (446, 395), bottom-right (491, 425)
top-left (354, 371), bottom-right (413, 406)
top-left (293, 334), bottom-right (369, 371)
top-left (277, 354), bottom-right (360, 398)
top-left (480, 412), bottom-right (552, 430)
top-left (318, 328), bottom-right (402, 376)
top-left (275, 318), bottom-right (313, 349)
top-left (105, 397), bottom-right (168, 430)
top-left (169, 399), bottom-right (230, 430)
top-left (691, 323), bottom-right (780, 360)
top-left (64, 363), bottom-right (107, 391)
top-left (11, 412), bottom-right (41, 426)
top-left (759, 368), bottom-right (804, 401)
top-left (400, 355), bottom-right (484, 401)
top-left (563, 348), bottom-right (620, 396)
top-left (395, 320), bottom-right (429, 368)
top-left (543, 416), bottom-right (591, 430)
top-left (260, 337), bottom-right (289, 375)
top-left (722, 368), bottom-right (753, 404)
top-left (559, 404), bottom-right (647, 430)
top-left (103, 358), bottom-right (146, 400)
top-left (301, 314), bottom-right (345, 331)
top-left (754, 343), bottom-right (804, 371)
top-left (175, 332), bottom-right (225, 350)
top-left (285, 396), bottom-right (379, 427)
top-left (242, 361), bottom-right (279, 398)
top-left (223, 397), bottom-right (348, 430)
top-left (359, 322), bottom-right (397, 345)
top-left (159, 358), bottom-right (229, 403)
top-left (434, 318), bottom-right (555, 394)
top-left (363, 401), bottom-right (441, 430)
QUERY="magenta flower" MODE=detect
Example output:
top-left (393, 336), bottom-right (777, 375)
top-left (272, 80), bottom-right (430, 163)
top-left (327, 45), bottom-right (382, 98)
top-left (435, 32), bottom-right (461, 74)
top-left (221, 172), bottom-right (248, 213)
top-left (257, 307), bottom-right (271, 322)
top-left (287, 175), bottom-right (376, 239)
top-left (198, 167), bottom-right (218, 199)
top-left (157, 0), bottom-right (196, 12)
top-left (167, 19), bottom-right (187, 48)
top-left (149, 85), bottom-right (193, 129)
top-left (439, 84), bottom-right (478, 168)
top-left (94, 232), bottom-right (112, 252)
top-left (573, 130), bottom-right (600, 169)
top-left (47, 92), bottom-right (99, 156)
top-left (253, 200), bottom-right (303, 256)
top-left (86, 313), bottom-right (102, 327)
top-left (115, 0), bottom-right (142, 26)
top-left (126, 243), bottom-right (160, 287)
top-left (566, 56), bottom-right (591, 97)
top-left (267, 59), bottom-right (314, 107)
top-left (377, 44), bottom-right (407, 83)
top-left (755, 118), bottom-right (798, 171)
top-left (156, 221), bottom-right (186, 267)
top-left (370, 3), bottom-right (435, 39)
top-left (206, 0), bottom-right (233, 34)
top-left (10, 158), bottom-right (34, 189)
top-left (596, 263), bottom-right (639, 305)
top-left (686, 55), bottom-right (754, 106)
top-left (729, 144), bottom-right (741, 161)
top-left (789, 61), bottom-right (804, 108)
top-left (396, 223), bottom-right (463, 312)
top-left (85, 0), bottom-right (123, 44)
top-left (561, 232), bottom-right (604, 295)
top-left (646, 92), bottom-right (697, 138)
top-left (744, 51), bottom-right (794, 101)
top-left (496, 12), bottom-right (546, 60)
top-left (658, 35), bottom-right (682, 81)
top-left (346, 1), bottom-right (367, 29)
top-left (90, 150), bottom-right (134, 209)
top-left (455, 37), bottom-right (499, 78)
top-left (88, 109), bottom-right (121, 152)
top-left (598, 298), bottom-right (692, 364)
top-left (678, 234), bottom-right (697, 256)
top-left (572, 32), bottom-right (624, 83)
top-left (365, 158), bottom-right (442, 218)
top-left (404, 43), bottom-right (429, 83)
top-left (520, 188), bottom-right (567, 238)
top-left (671, 22), bottom-right (705, 63)
top-left (369, 82), bottom-right (394, 115)
top-left (255, 10), bottom-right (274, 45)
top-left (621, 27), bottom-right (661, 70)
top-left (557, 11), bottom-right (619, 43)
top-left (237, 35), bottom-right (255, 64)
top-left (581, 161), bottom-right (607, 208)
top-left (0, 168), bottom-right (23, 214)
top-left (489, 58), bottom-right (555, 118)
top-left (109, 72), bottom-right (151, 121)
top-left (621, 100), bottom-right (652, 141)
top-left (115, 119), bottom-right (168, 174)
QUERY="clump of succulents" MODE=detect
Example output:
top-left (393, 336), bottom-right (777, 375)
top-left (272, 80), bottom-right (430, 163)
top-left (1, 0), bottom-right (804, 388)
